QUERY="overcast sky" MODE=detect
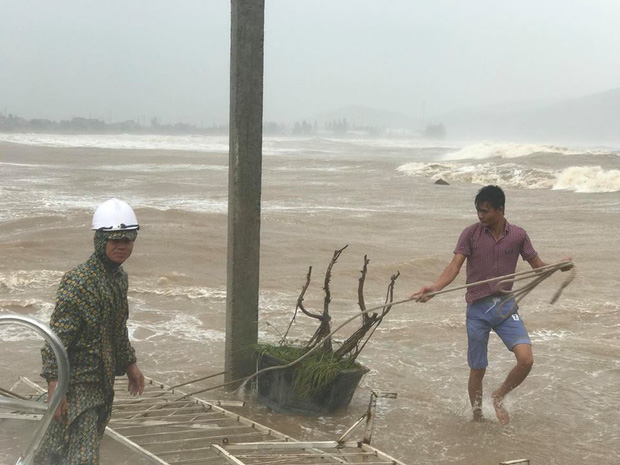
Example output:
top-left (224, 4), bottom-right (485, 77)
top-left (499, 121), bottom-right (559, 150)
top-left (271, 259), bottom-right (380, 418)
top-left (1, 0), bottom-right (619, 125)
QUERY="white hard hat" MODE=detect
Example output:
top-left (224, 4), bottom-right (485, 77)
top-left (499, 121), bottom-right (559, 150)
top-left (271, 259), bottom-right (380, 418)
top-left (92, 199), bottom-right (139, 231)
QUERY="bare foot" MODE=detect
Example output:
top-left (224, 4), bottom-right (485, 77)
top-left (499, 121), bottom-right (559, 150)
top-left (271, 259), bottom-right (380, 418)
top-left (492, 393), bottom-right (510, 425)
top-left (473, 408), bottom-right (484, 422)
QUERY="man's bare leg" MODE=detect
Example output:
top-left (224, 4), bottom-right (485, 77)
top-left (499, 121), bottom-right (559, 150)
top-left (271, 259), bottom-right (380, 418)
top-left (468, 368), bottom-right (486, 422)
top-left (492, 344), bottom-right (533, 425)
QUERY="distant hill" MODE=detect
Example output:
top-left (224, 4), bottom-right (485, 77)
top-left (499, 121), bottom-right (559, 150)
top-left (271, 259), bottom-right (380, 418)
top-left (532, 88), bottom-right (620, 141)
top-left (441, 88), bottom-right (620, 143)
top-left (310, 105), bottom-right (424, 132)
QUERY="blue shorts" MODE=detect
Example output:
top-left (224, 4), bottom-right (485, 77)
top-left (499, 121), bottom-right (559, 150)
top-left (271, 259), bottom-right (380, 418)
top-left (466, 296), bottom-right (531, 370)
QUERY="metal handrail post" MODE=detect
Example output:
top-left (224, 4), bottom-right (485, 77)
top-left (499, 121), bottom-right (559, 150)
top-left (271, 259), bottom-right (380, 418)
top-left (0, 314), bottom-right (70, 465)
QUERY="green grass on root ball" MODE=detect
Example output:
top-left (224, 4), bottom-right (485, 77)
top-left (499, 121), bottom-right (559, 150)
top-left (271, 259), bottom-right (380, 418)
top-left (256, 344), bottom-right (363, 397)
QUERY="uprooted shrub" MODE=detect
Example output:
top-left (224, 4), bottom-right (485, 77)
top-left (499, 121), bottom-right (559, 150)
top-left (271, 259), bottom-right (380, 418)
top-left (258, 245), bottom-right (399, 395)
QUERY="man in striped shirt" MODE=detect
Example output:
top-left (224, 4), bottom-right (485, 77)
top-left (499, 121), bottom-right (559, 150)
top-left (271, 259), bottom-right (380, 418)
top-left (412, 185), bottom-right (552, 425)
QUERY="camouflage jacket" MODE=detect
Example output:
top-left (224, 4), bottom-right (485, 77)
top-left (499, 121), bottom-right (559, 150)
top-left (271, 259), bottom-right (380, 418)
top-left (41, 252), bottom-right (137, 391)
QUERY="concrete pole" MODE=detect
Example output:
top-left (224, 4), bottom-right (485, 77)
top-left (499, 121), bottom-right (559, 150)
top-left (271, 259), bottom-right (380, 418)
top-left (225, 0), bottom-right (265, 383)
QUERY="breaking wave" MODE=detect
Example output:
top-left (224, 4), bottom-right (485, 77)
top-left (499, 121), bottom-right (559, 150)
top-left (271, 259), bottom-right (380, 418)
top-left (397, 162), bottom-right (620, 193)
top-left (397, 162), bottom-right (556, 189)
top-left (443, 142), bottom-right (613, 160)
top-left (552, 166), bottom-right (620, 193)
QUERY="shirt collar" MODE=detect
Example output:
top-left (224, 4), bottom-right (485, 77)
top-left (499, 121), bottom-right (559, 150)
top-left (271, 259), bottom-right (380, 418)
top-left (482, 218), bottom-right (510, 236)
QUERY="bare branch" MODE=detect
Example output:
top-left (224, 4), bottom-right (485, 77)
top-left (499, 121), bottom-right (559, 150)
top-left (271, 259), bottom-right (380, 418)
top-left (323, 245), bottom-right (348, 316)
top-left (357, 255), bottom-right (370, 323)
top-left (353, 271), bottom-right (401, 358)
top-left (335, 269), bottom-right (400, 361)
top-left (280, 267), bottom-right (315, 344)
top-left (379, 271), bottom-right (400, 317)
top-left (296, 266), bottom-right (322, 320)
top-left (286, 247), bottom-right (399, 362)
top-left (304, 245), bottom-right (346, 353)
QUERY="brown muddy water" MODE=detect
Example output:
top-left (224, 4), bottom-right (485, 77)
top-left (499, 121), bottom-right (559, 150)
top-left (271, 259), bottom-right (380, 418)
top-left (1, 135), bottom-right (619, 464)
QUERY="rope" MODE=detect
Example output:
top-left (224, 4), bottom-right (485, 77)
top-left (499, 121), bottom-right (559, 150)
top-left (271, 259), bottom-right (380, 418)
top-left (0, 385), bottom-right (29, 400)
top-left (177, 260), bottom-right (575, 400)
top-left (168, 371), bottom-right (225, 390)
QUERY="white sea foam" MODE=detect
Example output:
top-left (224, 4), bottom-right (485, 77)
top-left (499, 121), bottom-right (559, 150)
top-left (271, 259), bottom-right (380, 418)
top-left (397, 161), bottom-right (557, 189)
top-left (127, 312), bottom-right (225, 343)
top-left (553, 166), bottom-right (620, 193)
top-left (272, 165), bottom-right (357, 172)
top-left (0, 299), bottom-right (54, 316)
top-left (132, 284), bottom-right (227, 301)
top-left (443, 142), bottom-right (613, 160)
top-left (0, 270), bottom-right (64, 292)
top-left (0, 133), bottom-right (359, 156)
top-left (336, 137), bottom-right (458, 150)
top-left (530, 329), bottom-right (571, 342)
top-left (0, 301), bottom-right (55, 340)
top-left (0, 325), bottom-right (41, 342)
top-left (0, 133), bottom-right (459, 157)
top-left (398, 161), bottom-right (620, 193)
top-left (96, 164), bottom-right (227, 172)
top-left (0, 133), bottom-right (230, 153)
top-left (14, 194), bottom-right (229, 216)
top-left (131, 198), bottom-right (229, 214)
top-left (0, 161), bottom-right (59, 169)
top-left (264, 203), bottom-right (388, 214)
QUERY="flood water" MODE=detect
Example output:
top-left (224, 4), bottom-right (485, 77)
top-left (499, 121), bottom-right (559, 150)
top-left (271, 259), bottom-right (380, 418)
top-left (1, 134), bottom-right (619, 464)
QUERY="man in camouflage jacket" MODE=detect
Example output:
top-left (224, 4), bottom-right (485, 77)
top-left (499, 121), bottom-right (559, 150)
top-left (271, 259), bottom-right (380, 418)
top-left (36, 228), bottom-right (144, 464)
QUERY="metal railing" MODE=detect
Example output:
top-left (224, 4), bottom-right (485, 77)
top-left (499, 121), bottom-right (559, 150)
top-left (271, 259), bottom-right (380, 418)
top-left (0, 314), bottom-right (69, 465)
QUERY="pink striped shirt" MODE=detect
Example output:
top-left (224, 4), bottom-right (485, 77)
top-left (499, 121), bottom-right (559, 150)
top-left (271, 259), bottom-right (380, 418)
top-left (454, 220), bottom-right (538, 304)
